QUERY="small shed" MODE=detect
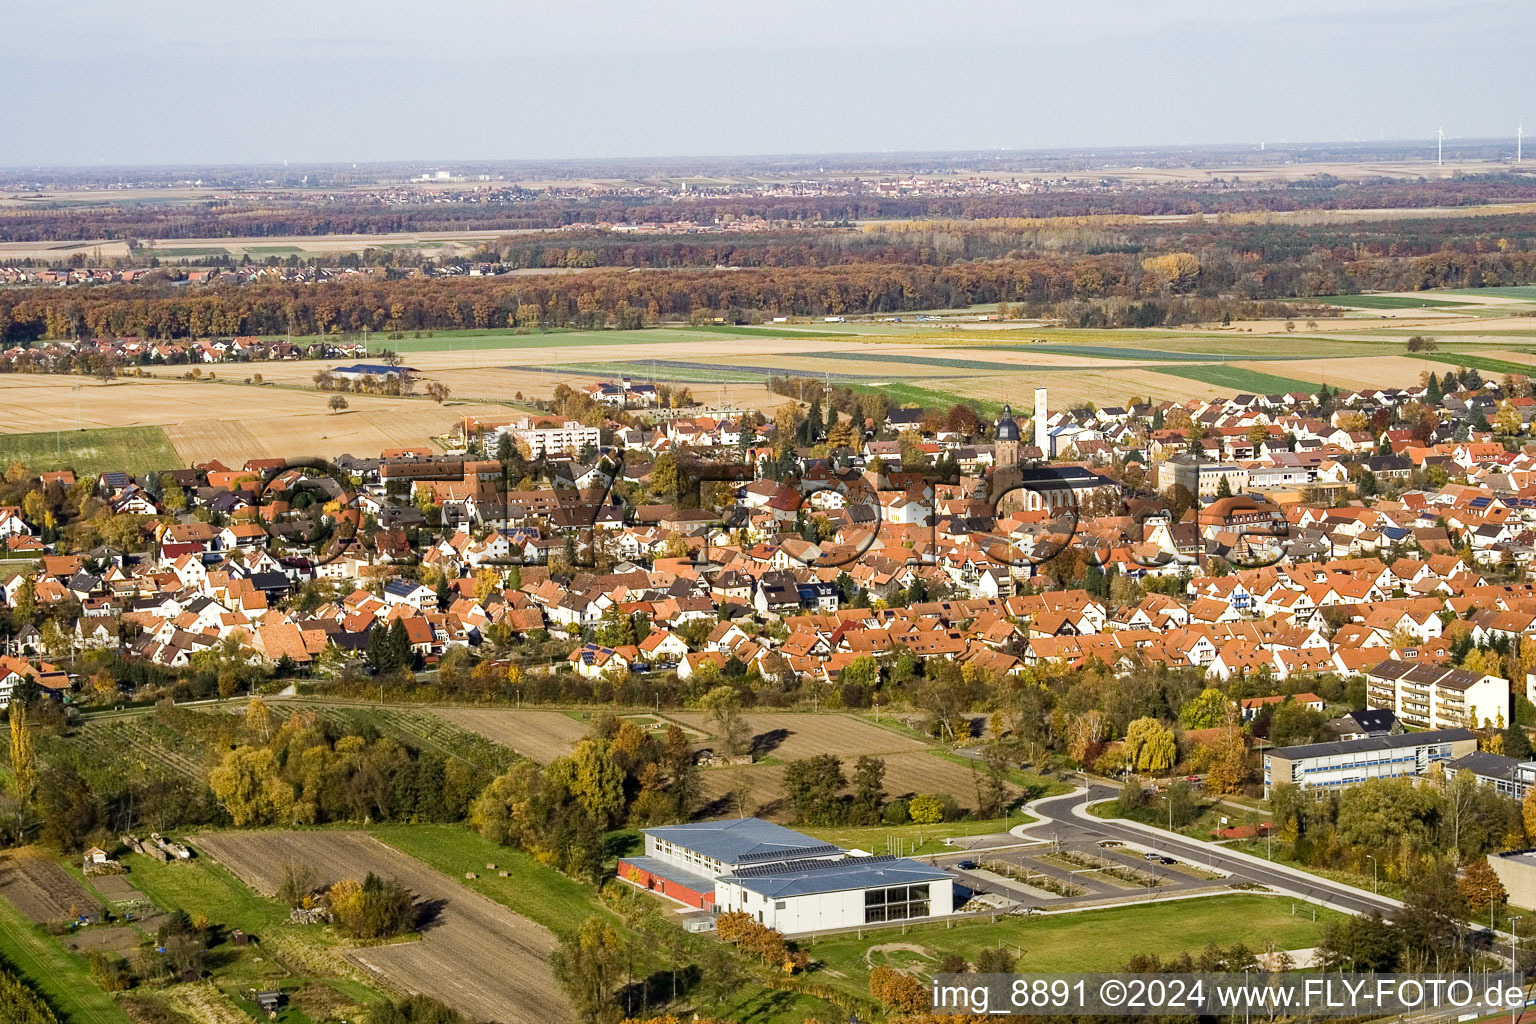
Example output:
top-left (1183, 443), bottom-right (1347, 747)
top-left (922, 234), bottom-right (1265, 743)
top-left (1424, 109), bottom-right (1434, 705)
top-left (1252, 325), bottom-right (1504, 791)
top-left (83, 846), bottom-right (110, 865)
top-left (254, 991), bottom-right (283, 1013)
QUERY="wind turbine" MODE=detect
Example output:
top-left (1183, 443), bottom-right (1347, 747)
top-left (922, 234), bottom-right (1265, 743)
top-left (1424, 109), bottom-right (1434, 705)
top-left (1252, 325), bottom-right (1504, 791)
top-left (1437, 126), bottom-right (1444, 167)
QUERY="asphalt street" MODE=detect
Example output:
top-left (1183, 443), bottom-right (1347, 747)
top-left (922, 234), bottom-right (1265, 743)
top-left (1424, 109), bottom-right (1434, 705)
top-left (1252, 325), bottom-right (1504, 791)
top-left (1018, 784), bottom-right (1405, 919)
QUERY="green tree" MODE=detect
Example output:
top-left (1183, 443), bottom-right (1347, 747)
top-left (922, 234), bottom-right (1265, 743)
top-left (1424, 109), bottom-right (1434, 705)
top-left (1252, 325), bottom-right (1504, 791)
top-left (782, 754), bottom-right (847, 825)
top-left (851, 755), bottom-right (886, 824)
top-left (1180, 687), bottom-right (1229, 729)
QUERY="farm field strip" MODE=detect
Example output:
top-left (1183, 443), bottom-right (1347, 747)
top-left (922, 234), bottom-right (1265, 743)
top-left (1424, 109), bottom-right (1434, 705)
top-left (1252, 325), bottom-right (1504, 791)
top-left (278, 704), bottom-right (518, 773)
top-left (428, 707), bottom-right (593, 764)
top-left (667, 712), bottom-right (932, 759)
top-left (1407, 350), bottom-right (1536, 377)
top-left (0, 425), bottom-right (180, 477)
top-left (1151, 363), bottom-right (1317, 394)
top-left (1232, 355), bottom-right (1440, 391)
top-left (0, 895), bottom-right (134, 1024)
top-left (195, 830), bottom-right (569, 1024)
top-left (542, 359), bottom-right (891, 382)
top-left (0, 851), bottom-right (101, 923)
top-left (1315, 293), bottom-right (1474, 309)
top-left (916, 369), bottom-right (1231, 408)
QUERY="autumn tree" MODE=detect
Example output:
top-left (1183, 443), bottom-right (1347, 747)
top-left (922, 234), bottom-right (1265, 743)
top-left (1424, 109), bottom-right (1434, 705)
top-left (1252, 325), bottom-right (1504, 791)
top-left (1124, 717), bottom-right (1177, 775)
top-left (208, 746), bottom-right (296, 826)
top-left (700, 685), bottom-right (752, 756)
top-left (552, 916), bottom-right (625, 1024)
top-left (1205, 728), bottom-right (1250, 795)
top-left (1458, 858), bottom-right (1507, 912)
top-left (9, 700), bottom-right (35, 807)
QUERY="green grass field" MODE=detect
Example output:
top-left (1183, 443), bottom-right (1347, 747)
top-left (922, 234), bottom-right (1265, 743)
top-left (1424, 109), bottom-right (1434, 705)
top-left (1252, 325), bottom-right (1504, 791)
top-left (350, 325), bottom-right (788, 354)
top-left (1408, 351), bottom-right (1536, 377)
top-left (851, 381), bottom-right (1004, 418)
top-left (125, 852), bottom-right (293, 934)
top-left (0, 425), bottom-right (181, 476)
top-left (1318, 293), bottom-right (1471, 309)
top-left (1155, 364), bottom-right (1316, 394)
top-left (803, 894), bottom-right (1339, 995)
top-left (370, 823), bottom-right (605, 938)
top-left (802, 817), bottom-right (1019, 857)
top-left (1443, 286), bottom-right (1536, 301)
top-left (0, 897), bottom-right (133, 1024)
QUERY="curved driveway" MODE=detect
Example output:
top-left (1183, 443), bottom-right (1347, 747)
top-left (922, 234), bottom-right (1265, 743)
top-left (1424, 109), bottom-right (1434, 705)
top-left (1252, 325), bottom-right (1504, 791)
top-left (1016, 783), bottom-right (1404, 919)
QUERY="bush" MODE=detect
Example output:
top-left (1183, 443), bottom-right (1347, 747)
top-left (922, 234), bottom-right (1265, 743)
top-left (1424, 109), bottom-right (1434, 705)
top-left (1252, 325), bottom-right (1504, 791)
top-left (715, 911), bottom-right (809, 973)
top-left (882, 798), bottom-right (911, 825)
top-left (869, 965), bottom-right (928, 1011)
top-left (909, 794), bottom-right (945, 824)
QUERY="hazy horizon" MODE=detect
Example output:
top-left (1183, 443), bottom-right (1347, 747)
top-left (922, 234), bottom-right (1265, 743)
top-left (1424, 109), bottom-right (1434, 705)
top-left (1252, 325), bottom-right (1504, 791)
top-left (6, 0), bottom-right (1534, 167)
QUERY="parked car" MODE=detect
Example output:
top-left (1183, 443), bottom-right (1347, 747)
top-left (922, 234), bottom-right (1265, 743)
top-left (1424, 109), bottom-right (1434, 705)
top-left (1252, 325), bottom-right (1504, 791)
top-left (955, 859), bottom-right (976, 870)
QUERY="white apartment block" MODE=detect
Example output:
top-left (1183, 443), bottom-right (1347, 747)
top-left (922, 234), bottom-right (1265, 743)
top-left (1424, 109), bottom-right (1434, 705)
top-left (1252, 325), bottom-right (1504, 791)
top-left (496, 418), bottom-right (602, 458)
top-left (1365, 659), bottom-right (1510, 730)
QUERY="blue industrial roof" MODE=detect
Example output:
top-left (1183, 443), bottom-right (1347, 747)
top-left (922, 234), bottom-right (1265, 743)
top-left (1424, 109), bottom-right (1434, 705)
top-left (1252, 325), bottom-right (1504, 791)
top-left (720, 855), bottom-right (949, 899)
top-left (333, 363), bottom-right (418, 375)
top-left (643, 818), bottom-right (840, 866)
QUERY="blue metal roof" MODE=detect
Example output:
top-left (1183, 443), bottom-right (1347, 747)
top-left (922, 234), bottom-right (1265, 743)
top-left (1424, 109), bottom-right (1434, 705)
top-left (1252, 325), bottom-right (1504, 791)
top-left (720, 855), bottom-right (949, 899)
top-left (622, 855), bottom-right (716, 895)
top-left (643, 818), bottom-right (839, 866)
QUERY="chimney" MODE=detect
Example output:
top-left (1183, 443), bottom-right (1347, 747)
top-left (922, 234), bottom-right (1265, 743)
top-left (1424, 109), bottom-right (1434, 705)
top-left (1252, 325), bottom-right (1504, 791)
top-left (1034, 387), bottom-right (1048, 455)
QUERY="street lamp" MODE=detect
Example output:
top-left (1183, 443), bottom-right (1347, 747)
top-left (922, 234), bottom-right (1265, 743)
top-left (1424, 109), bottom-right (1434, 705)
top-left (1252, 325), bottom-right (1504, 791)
top-left (1366, 854), bottom-right (1377, 895)
top-left (1512, 916), bottom-right (1523, 977)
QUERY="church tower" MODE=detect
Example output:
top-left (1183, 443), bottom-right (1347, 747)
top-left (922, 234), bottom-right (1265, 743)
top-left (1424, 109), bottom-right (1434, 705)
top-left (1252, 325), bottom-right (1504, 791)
top-left (995, 404), bottom-right (1020, 469)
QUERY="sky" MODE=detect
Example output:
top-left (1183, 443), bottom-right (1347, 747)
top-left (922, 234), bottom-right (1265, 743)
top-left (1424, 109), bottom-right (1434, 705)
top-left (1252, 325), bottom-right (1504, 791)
top-left (4, 0), bottom-right (1534, 167)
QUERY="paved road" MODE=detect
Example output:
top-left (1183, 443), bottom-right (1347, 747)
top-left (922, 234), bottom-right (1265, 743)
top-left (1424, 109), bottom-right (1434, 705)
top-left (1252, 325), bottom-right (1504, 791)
top-left (1020, 784), bottom-right (1404, 919)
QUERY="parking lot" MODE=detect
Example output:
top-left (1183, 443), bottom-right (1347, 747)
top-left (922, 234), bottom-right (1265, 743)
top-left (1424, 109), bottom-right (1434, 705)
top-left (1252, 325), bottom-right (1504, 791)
top-left (929, 832), bottom-right (1231, 911)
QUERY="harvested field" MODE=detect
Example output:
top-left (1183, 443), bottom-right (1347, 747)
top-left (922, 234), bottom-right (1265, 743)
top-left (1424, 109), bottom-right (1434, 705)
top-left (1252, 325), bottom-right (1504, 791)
top-left (88, 874), bottom-right (148, 905)
top-left (196, 830), bottom-right (568, 1024)
top-left (698, 763), bottom-right (788, 818)
top-left (670, 712), bottom-right (930, 760)
top-left (877, 751), bottom-right (1017, 805)
top-left (63, 925), bottom-right (141, 955)
top-left (429, 708), bottom-right (591, 763)
top-left (1231, 355), bottom-right (1433, 391)
top-left (921, 368), bottom-right (1233, 408)
top-left (0, 850), bottom-right (100, 923)
top-left (0, 375), bottom-right (504, 465)
top-left (695, 748), bottom-right (1009, 820)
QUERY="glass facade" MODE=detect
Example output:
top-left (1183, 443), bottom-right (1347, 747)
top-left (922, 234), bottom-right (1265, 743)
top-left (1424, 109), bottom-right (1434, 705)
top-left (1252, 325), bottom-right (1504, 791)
top-left (864, 883), bottom-right (931, 924)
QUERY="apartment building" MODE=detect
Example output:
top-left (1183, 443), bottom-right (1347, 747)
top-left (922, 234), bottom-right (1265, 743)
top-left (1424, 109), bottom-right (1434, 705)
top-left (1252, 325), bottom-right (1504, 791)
top-left (495, 417), bottom-right (603, 457)
top-left (1263, 728), bottom-right (1477, 797)
top-left (1364, 659), bottom-right (1510, 731)
top-left (1156, 453), bottom-right (1250, 498)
